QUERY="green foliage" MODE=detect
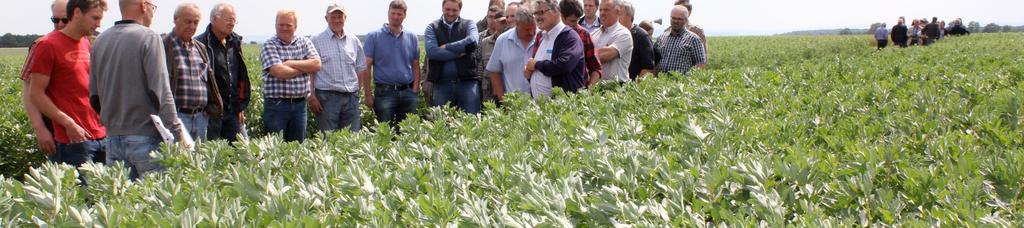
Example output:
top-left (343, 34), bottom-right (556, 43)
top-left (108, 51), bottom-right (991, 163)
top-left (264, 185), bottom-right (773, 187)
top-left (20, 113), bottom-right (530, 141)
top-left (2, 33), bottom-right (1024, 226)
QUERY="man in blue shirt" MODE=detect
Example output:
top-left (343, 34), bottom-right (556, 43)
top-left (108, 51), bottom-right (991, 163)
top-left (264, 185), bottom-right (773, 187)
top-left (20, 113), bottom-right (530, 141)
top-left (364, 0), bottom-right (421, 125)
top-left (426, 0), bottom-right (481, 114)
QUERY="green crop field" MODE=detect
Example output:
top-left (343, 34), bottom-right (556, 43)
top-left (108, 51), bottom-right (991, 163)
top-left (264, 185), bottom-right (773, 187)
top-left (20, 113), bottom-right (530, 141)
top-left (1, 34), bottom-right (1023, 226)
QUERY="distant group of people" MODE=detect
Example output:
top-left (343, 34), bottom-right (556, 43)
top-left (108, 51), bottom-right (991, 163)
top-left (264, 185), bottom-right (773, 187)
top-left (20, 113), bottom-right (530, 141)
top-left (19, 0), bottom-right (708, 180)
top-left (875, 16), bottom-right (970, 49)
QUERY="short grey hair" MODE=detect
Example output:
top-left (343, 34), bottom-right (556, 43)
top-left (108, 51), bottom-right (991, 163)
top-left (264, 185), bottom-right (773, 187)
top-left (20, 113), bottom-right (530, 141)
top-left (619, 1), bottom-right (634, 21)
top-left (603, 0), bottom-right (626, 10)
top-left (174, 2), bottom-right (201, 20)
top-left (210, 2), bottom-right (234, 21)
top-left (515, 6), bottom-right (536, 25)
top-left (534, 0), bottom-right (559, 14)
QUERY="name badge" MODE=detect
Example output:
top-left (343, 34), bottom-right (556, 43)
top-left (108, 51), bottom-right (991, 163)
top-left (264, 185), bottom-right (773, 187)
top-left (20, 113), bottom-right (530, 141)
top-left (546, 49), bottom-right (553, 54)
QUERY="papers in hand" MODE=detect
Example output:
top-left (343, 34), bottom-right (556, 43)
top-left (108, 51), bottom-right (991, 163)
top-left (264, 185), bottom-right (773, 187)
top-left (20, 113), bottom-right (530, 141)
top-left (150, 115), bottom-right (195, 151)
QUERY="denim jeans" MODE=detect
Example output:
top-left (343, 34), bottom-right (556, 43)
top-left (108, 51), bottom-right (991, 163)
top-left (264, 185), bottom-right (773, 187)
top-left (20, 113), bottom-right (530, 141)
top-left (263, 98), bottom-right (308, 142)
top-left (178, 112), bottom-right (209, 142)
top-left (105, 135), bottom-right (163, 180)
top-left (315, 90), bottom-right (361, 132)
top-left (208, 111), bottom-right (242, 142)
top-left (430, 80), bottom-right (481, 114)
top-left (373, 87), bottom-right (419, 124)
top-left (53, 139), bottom-right (106, 167)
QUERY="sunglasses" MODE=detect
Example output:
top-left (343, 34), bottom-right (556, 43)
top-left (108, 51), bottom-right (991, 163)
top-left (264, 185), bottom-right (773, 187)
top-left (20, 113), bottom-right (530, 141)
top-left (51, 17), bottom-right (69, 24)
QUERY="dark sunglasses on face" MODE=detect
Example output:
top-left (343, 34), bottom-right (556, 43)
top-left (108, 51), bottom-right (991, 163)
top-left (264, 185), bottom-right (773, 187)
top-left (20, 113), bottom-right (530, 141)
top-left (51, 17), bottom-right (69, 24)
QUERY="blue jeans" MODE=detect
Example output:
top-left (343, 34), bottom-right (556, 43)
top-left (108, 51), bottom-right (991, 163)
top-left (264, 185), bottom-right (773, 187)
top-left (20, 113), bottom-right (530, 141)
top-left (263, 98), bottom-right (307, 142)
top-left (373, 87), bottom-right (419, 124)
top-left (208, 111), bottom-right (242, 142)
top-left (105, 135), bottom-right (163, 180)
top-left (431, 80), bottom-right (481, 114)
top-left (52, 139), bottom-right (106, 167)
top-left (178, 112), bottom-right (208, 142)
top-left (315, 90), bottom-right (361, 132)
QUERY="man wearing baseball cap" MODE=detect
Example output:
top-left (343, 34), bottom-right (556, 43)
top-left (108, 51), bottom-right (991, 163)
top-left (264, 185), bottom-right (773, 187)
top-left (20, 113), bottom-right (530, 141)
top-left (474, 7), bottom-right (510, 104)
top-left (310, 3), bottom-right (368, 133)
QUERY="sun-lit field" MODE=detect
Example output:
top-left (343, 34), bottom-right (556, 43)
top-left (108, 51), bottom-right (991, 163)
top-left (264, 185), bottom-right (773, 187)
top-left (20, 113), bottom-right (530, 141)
top-left (2, 33), bottom-right (1023, 226)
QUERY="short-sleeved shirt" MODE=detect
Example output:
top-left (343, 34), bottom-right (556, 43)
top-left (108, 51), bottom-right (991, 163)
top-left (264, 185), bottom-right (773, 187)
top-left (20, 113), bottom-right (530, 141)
top-left (311, 29), bottom-right (367, 93)
top-left (591, 23), bottom-right (633, 82)
top-left (655, 30), bottom-right (706, 75)
top-left (628, 25), bottom-right (655, 79)
top-left (364, 24), bottom-right (420, 85)
top-left (486, 28), bottom-right (535, 95)
top-left (260, 36), bottom-right (320, 99)
top-left (169, 36), bottom-right (209, 109)
top-left (20, 41), bottom-right (41, 81)
top-left (28, 31), bottom-right (106, 144)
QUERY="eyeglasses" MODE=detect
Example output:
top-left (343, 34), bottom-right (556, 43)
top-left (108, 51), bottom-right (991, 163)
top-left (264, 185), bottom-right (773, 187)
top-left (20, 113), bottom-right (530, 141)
top-left (50, 17), bottom-right (69, 24)
top-left (533, 8), bottom-right (550, 16)
top-left (144, 1), bottom-right (157, 10)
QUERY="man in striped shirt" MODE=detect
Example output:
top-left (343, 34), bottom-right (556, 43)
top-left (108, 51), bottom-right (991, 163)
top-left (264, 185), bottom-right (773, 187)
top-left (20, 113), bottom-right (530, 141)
top-left (310, 4), bottom-right (367, 133)
top-left (654, 5), bottom-right (705, 76)
top-left (163, 3), bottom-right (222, 141)
top-left (260, 9), bottom-right (321, 142)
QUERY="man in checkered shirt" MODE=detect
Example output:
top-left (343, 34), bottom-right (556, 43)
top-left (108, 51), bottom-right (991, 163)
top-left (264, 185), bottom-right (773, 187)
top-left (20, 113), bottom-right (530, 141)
top-left (310, 4), bottom-right (366, 133)
top-left (654, 5), bottom-right (706, 76)
top-left (163, 3), bottom-right (223, 142)
top-left (260, 9), bottom-right (321, 142)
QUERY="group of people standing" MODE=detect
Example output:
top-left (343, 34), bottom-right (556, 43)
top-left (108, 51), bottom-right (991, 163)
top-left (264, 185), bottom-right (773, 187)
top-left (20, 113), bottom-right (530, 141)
top-left (19, 0), bottom-right (708, 180)
top-left (875, 16), bottom-right (971, 49)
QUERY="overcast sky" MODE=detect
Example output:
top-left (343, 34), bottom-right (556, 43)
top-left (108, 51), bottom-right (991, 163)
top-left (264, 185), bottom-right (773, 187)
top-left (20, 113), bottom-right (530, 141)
top-left (2, 0), bottom-right (1021, 41)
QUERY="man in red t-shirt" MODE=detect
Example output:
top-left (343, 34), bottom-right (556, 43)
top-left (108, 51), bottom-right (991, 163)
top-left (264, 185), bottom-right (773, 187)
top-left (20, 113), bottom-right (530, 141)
top-left (28, 0), bottom-right (108, 167)
top-left (21, 0), bottom-right (69, 156)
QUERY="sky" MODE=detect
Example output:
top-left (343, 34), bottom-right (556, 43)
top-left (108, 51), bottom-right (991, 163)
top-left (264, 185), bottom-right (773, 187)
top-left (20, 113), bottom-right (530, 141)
top-left (2, 0), bottom-right (1022, 42)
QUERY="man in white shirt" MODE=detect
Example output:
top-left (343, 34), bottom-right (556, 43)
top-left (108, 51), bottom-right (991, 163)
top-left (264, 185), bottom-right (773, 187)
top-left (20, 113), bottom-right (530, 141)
top-left (590, 0), bottom-right (632, 83)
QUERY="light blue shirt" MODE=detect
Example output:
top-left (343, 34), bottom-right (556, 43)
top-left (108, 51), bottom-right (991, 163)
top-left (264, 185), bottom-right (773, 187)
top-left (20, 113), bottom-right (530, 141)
top-left (485, 28), bottom-right (535, 95)
top-left (311, 29), bottom-right (367, 93)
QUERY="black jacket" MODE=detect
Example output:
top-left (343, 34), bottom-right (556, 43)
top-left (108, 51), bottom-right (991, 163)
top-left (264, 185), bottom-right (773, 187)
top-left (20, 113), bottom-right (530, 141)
top-left (195, 24), bottom-right (251, 114)
top-left (891, 24), bottom-right (908, 43)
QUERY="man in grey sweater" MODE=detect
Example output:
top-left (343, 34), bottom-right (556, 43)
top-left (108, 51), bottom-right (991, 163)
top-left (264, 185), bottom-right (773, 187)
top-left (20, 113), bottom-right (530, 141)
top-left (90, 0), bottom-right (185, 180)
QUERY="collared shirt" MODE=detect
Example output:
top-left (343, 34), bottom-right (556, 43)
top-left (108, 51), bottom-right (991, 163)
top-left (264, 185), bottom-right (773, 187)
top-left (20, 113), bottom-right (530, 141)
top-left (170, 35), bottom-right (209, 109)
top-left (570, 24), bottom-right (603, 82)
top-left (365, 24), bottom-right (420, 85)
top-left (311, 29), bottom-right (367, 93)
top-left (530, 22), bottom-right (566, 98)
top-left (579, 16), bottom-right (602, 34)
top-left (486, 28), bottom-right (535, 95)
top-left (875, 27), bottom-right (889, 40)
top-left (591, 22), bottom-right (633, 82)
top-left (655, 30), bottom-right (706, 75)
top-left (260, 35), bottom-right (320, 99)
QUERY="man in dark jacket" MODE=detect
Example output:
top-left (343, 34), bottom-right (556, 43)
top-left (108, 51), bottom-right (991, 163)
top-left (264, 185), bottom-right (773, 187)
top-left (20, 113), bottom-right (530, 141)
top-left (195, 2), bottom-right (251, 142)
top-left (891, 17), bottom-right (909, 48)
top-left (525, 0), bottom-right (586, 98)
top-left (923, 17), bottom-right (940, 46)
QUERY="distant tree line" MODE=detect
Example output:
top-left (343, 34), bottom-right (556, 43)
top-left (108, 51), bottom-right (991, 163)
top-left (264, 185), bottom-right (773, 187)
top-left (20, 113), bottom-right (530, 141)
top-left (0, 33), bottom-right (43, 48)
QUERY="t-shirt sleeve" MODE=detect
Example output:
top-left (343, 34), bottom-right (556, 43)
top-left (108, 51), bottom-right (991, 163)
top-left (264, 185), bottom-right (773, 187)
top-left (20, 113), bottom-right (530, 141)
top-left (364, 33), bottom-right (376, 59)
top-left (260, 42), bottom-right (282, 71)
top-left (303, 38), bottom-right (320, 59)
top-left (485, 42), bottom-right (502, 73)
top-left (609, 31), bottom-right (633, 59)
top-left (410, 35), bottom-right (421, 62)
top-left (28, 41), bottom-right (55, 77)
top-left (354, 39), bottom-right (368, 72)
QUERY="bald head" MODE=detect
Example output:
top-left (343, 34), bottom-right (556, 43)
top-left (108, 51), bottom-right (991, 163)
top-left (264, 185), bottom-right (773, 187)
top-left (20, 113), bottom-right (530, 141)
top-left (119, 0), bottom-right (154, 26)
top-left (52, 0), bottom-right (69, 30)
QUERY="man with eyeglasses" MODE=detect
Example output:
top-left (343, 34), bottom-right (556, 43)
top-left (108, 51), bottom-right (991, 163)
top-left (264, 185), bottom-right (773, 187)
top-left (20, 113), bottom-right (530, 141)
top-left (525, 0), bottom-right (586, 98)
top-left (21, 0), bottom-right (69, 158)
top-left (196, 2), bottom-right (251, 142)
top-left (654, 5), bottom-right (705, 76)
top-left (91, 0), bottom-right (188, 180)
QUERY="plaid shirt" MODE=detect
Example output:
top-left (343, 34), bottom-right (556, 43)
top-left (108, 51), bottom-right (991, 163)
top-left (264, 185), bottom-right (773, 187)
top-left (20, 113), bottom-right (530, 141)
top-left (170, 36), bottom-right (209, 109)
top-left (655, 30), bottom-right (707, 75)
top-left (260, 36), bottom-right (320, 99)
top-left (311, 29), bottom-right (367, 93)
top-left (570, 24), bottom-right (603, 82)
